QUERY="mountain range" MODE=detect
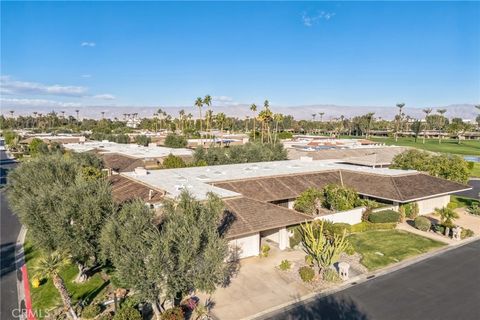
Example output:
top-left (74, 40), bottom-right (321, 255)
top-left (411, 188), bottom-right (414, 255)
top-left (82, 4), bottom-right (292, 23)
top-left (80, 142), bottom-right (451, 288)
top-left (2, 104), bottom-right (477, 121)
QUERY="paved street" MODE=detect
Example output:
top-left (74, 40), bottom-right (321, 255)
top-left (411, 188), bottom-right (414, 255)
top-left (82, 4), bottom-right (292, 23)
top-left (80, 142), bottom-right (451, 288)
top-left (456, 179), bottom-right (480, 199)
top-left (1, 149), bottom-right (21, 320)
top-left (261, 240), bottom-right (480, 320)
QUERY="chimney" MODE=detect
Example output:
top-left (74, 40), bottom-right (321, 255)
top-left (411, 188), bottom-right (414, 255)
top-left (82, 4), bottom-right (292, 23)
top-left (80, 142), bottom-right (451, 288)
top-left (148, 189), bottom-right (154, 200)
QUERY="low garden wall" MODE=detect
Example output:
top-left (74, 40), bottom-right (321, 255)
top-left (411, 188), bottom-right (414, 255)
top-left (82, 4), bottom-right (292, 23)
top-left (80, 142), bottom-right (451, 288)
top-left (315, 207), bottom-right (364, 225)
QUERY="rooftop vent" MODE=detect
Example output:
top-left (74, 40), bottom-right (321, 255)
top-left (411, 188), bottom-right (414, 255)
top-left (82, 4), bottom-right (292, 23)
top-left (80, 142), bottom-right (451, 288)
top-left (134, 167), bottom-right (148, 176)
top-left (176, 176), bottom-right (187, 182)
top-left (197, 175), bottom-right (210, 181)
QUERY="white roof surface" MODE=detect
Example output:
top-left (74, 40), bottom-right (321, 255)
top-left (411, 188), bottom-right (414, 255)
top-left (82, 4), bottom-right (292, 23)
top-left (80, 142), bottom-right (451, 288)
top-left (123, 159), bottom-right (417, 200)
top-left (63, 141), bottom-right (193, 158)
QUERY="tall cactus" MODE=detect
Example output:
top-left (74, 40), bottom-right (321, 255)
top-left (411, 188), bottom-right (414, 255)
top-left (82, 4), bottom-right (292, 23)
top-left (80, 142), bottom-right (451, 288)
top-left (300, 221), bottom-right (350, 277)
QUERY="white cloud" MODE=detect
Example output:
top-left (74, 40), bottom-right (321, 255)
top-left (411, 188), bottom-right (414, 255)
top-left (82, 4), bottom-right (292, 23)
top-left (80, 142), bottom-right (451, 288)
top-left (212, 96), bottom-right (240, 106)
top-left (0, 75), bottom-right (87, 97)
top-left (0, 97), bottom-right (82, 108)
top-left (81, 42), bottom-right (96, 47)
top-left (93, 94), bottom-right (116, 100)
top-left (302, 11), bottom-right (336, 27)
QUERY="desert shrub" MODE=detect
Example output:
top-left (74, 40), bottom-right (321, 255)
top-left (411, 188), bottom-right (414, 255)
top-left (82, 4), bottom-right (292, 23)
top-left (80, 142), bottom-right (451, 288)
top-left (368, 210), bottom-right (400, 223)
top-left (322, 184), bottom-right (359, 211)
top-left (276, 131), bottom-right (293, 139)
top-left (98, 312), bottom-right (114, 320)
top-left (294, 187), bottom-right (324, 215)
top-left (82, 304), bottom-right (101, 319)
top-left (323, 268), bottom-right (341, 282)
top-left (162, 154), bottom-right (187, 168)
top-left (356, 199), bottom-right (382, 209)
top-left (350, 222), bottom-right (397, 233)
top-left (298, 266), bottom-right (315, 283)
top-left (414, 216), bottom-right (431, 232)
top-left (260, 244), bottom-right (270, 257)
top-left (402, 202), bottom-right (419, 219)
top-left (113, 306), bottom-right (142, 320)
top-left (164, 133), bottom-right (188, 148)
top-left (467, 161), bottom-right (475, 170)
top-left (134, 134), bottom-right (151, 146)
top-left (461, 228), bottom-right (474, 239)
top-left (434, 224), bottom-right (445, 234)
top-left (161, 307), bottom-right (184, 320)
top-left (447, 202), bottom-right (458, 210)
top-left (279, 260), bottom-right (292, 271)
top-left (467, 204), bottom-right (480, 216)
top-left (305, 255), bottom-right (314, 267)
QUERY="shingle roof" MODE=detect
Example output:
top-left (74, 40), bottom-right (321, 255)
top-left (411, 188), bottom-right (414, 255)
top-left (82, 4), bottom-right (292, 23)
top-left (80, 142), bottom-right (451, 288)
top-left (214, 171), bottom-right (341, 202)
top-left (222, 197), bottom-right (313, 238)
top-left (214, 170), bottom-right (470, 203)
top-left (109, 175), bottom-right (164, 203)
top-left (100, 153), bottom-right (146, 173)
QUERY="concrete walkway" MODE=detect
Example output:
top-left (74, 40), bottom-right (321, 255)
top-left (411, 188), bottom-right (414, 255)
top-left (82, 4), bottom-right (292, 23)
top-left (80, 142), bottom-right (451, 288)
top-left (396, 222), bottom-right (454, 244)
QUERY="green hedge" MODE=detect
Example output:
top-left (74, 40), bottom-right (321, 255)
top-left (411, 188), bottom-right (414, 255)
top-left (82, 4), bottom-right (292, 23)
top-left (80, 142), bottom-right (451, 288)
top-left (368, 210), bottom-right (400, 223)
top-left (298, 266), bottom-right (315, 283)
top-left (350, 221), bottom-right (397, 233)
top-left (414, 216), bottom-right (431, 231)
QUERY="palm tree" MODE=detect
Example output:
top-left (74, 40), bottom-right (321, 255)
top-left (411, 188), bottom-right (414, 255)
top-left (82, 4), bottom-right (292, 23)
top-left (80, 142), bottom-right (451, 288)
top-left (216, 112), bottom-right (226, 147)
top-left (195, 97), bottom-right (204, 143)
top-left (179, 109), bottom-right (185, 132)
top-left (250, 103), bottom-right (257, 141)
top-left (258, 101), bottom-right (273, 143)
top-left (422, 108), bottom-right (433, 144)
top-left (395, 103), bottom-right (405, 142)
top-left (203, 95), bottom-right (212, 136)
top-left (436, 109), bottom-right (447, 144)
top-left (273, 113), bottom-right (284, 145)
top-left (205, 110), bottom-right (213, 138)
top-left (101, 111), bottom-right (105, 119)
top-left (9, 110), bottom-right (14, 118)
top-left (365, 112), bottom-right (375, 138)
top-left (319, 112), bottom-right (325, 123)
top-left (434, 207), bottom-right (459, 228)
top-left (34, 252), bottom-right (78, 319)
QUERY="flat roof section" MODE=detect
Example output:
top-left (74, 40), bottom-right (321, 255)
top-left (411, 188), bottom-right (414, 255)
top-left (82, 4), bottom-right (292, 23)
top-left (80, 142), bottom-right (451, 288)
top-left (64, 141), bottom-right (193, 159)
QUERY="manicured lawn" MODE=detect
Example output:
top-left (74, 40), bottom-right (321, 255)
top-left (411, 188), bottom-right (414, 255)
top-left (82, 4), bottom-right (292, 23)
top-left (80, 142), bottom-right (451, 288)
top-left (24, 235), bottom-right (110, 316)
top-left (339, 135), bottom-right (480, 156)
top-left (450, 195), bottom-right (480, 208)
top-left (348, 230), bottom-right (445, 271)
top-left (366, 137), bottom-right (480, 156)
top-left (470, 162), bottom-right (480, 178)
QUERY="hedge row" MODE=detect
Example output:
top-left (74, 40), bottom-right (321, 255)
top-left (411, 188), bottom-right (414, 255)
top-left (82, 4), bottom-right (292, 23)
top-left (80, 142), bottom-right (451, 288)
top-left (368, 210), bottom-right (400, 223)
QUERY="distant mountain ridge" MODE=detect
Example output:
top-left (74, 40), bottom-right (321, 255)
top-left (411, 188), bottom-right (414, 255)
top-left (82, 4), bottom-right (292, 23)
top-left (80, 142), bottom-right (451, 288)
top-left (2, 104), bottom-right (477, 121)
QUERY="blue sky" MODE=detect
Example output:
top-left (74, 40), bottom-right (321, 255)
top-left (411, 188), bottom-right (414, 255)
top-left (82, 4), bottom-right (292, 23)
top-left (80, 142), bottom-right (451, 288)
top-left (1, 1), bottom-right (479, 110)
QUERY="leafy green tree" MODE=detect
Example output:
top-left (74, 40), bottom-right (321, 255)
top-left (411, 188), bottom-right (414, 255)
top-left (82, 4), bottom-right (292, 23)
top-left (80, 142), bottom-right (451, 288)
top-left (7, 153), bottom-right (112, 281)
top-left (164, 133), bottom-right (188, 148)
top-left (322, 184), bottom-right (359, 211)
top-left (391, 150), bottom-right (469, 183)
top-left (3, 130), bottom-right (19, 146)
top-left (28, 138), bottom-right (49, 156)
top-left (162, 154), bottom-right (187, 168)
top-left (411, 120), bottom-right (422, 143)
top-left (294, 187), bottom-right (324, 215)
top-left (101, 201), bottom-right (164, 319)
top-left (34, 252), bottom-right (78, 319)
top-left (134, 134), bottom-right (151, 146)
top-left (113, 306), bottom-right (143, 320)
top-left (158, 192), bottom-right (228, 306)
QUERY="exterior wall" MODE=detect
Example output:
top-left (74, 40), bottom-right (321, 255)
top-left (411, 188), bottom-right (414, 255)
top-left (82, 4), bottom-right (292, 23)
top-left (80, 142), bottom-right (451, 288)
top-left (416, 195), bottom-right (450, 215)
top-left (315, 207), bottom-right (364, 225)
top-left (228, 233), bottom-right (260, 259)
top-left (260, 228), bottom-right (289, 250)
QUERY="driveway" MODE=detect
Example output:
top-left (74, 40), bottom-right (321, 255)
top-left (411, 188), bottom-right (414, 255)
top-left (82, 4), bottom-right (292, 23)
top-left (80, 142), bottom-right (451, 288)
top-left (200, 246), bottom-right (312, 320)
top-left (260, 240), bottom-right (480, 320)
